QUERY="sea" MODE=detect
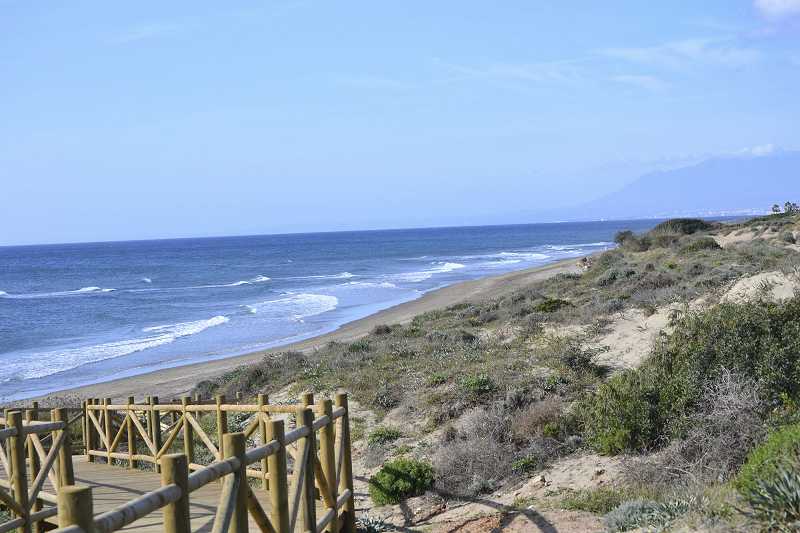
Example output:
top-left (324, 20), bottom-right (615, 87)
top-left (0, 220), bottom-right (661, 399)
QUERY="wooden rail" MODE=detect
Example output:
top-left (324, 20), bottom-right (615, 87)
top-left (0, 407), bottom-right (77, 533)
top-left (2, 392), bottom-right (355, 533)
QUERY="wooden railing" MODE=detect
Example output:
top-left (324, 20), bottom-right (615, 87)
top-left (10, 392), bottom-right (356, 533)
top-left (0, 407), bottom-right (78, 533)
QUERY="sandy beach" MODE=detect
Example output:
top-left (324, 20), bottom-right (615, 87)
top-left (40, 258), bottom-right (581, 403)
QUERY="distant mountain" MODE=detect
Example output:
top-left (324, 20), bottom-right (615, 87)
top-left (568, 150), bottom-right (800, 220)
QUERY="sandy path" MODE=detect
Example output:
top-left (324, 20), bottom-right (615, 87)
top-left (39, 258), bottom-right (581, 402)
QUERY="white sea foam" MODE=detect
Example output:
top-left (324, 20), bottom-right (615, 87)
top-left (243, 293), bottom-right (338, 322)
top-left (142, 277), bottom-right (152, 283)
top-left (290, 272), bottom-right (354, 280)
top-left (0, 286), bottom-right (116, 299)
top-left (6, 315), bottom-right (229, 381)
top-left (391, 262), bottom-right (466, 283)
top-left (341, 281), bottom-right (399, 289)
top-left (131, 275), bottom-right (271, 292)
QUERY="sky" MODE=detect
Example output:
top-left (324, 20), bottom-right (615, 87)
top-left (1, 0), bottom-right (800, 245)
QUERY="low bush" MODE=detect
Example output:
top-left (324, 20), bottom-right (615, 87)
top-left (679, 237), bottom-right (722, 254)
top-left (348, 338), bottom-right (371, 353)
top-left (603, 499), bottom-right (690, 532)
top-left (560, 487), bottom-right (629, 514)
top-left (737, 423), bottom-right (800, 496)
top-left (744, 464), bottom-right (800, 531)
top-left (434, 435), bottom-right (514, 496)
top-left (578, 370), bottom-right (659, 454)
top-left (622, 370), bottom-right (766, 488)
top-left (367, 427), bottom-right (404, 447)
top-left (513, 398), bottom-right (563, 441)
top-left (368, 458), bottom-right (435, 505)
top-left (780, 231), bottom-right (797, 244)
top-left (534, 297), bottom-right (572, 313)
top-left (652, 218), bottom-right (715, 235)
top-left (460, 374), bottom-right (496, 396)
top-left (372, 324), bottom-right (393, 335)
top-left (580, 297), bottom-right (800, 454)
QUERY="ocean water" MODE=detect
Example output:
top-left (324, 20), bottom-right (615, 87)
top-left (0, 220), bottom-right (659, 399)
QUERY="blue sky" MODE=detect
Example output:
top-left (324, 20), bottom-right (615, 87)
top-left (1, 1), bottom-right (799, 245)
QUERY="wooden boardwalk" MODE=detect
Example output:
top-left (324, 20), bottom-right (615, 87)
top-left (76, 457), bottom-right (272, 532)
top-left (2, 394), bottom-right (356, 533)
top-left (6, 456), bottom-right (277, 532)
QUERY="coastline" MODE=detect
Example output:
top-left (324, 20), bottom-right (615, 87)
top-left (38, 257), bottom-right (583, 402)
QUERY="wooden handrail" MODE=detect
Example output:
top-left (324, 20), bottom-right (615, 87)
top-left (43, 392), bottom-right (356, 533)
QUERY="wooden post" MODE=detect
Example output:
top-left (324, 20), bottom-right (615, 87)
top-left (103, 398), bottom-right (112, 464)
top-left (257, 393), bottom-right (269, 490)
top-left (81, 400), bottom-right (91, 460)
top-left (215, 394), bottom-right (227, 460)
top-left (171, 399), bottom-right (179, 426)
top-left (223, 433), bottom-right (248, 533)
top-left (300, 392), bottom-right (314, 408)
top-left (150, 396), bottom-right (162, 473)
top-left (161, 454), bottom-right (191, 533)
top-left (298, 407), bottom-right (317, 533)
top-left (127, 396), bottom-right (137, 469)
top-left (58, 485), bottom-right (94, 532)
top-left (7, 410), bottom-right (31, 533)
top-left (26, 404), bottom-right (42, 533)
top-left (297, 392), bottom-right (313, 432)
top-left (317, 399), bottom-right (338, 533)
top-left (53, 408), bottom-right (75, 487)
top-left (267, 420), bottom-right (290, 532)
top-left (193, 393), bottom-right (202, 422)
top-left (84, 400), bottom-right (94, 462)
top-left (144, 396), bottom-right (152, 440)
top-left (181, 397), bottom-right (194, 465)
top-left (335, 392), bottom-right (356, 533)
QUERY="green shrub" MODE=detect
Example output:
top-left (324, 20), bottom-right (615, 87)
top-left (744, 464), bottom-right (800, 531)
top-left (578, 370), bottom-right (660, 454)
top-left (652, 218), bottom-right (714, 235)
top-left (348, 338), bottom-right (371, 353)
top-left (535, 297), bottom-right (572, 313)
top-left (780, 231), bottom-right (796, 244)
top-left (614, 230), bottom-right (635, 244)
top-left (460, 374), bottom-right (496, 396)
top-left (368, 458), bottom-right (434, 505)
top-left (679, 236), bottom-right (722, 254)
top-left (581, 297), bottom-right (800, 453)
top-left (511, 456), bottom-right (541, 474)
top-left (603, 499), bottom-right (689, 532)
top-left (367, 426), bottom-right (404, 447)
top-left (560, 487), bottom-right (629, 514)
top-left (737, 423), bottom-right (800, 495)
top-left (372, 324), bottom-right (393, 335)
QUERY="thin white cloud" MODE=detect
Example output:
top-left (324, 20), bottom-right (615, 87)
top-left (611, 74), bottom-right (669, 91)
top-left (110, 23), bottom-right (184, 44)
top-left (432, 58), bottom-right (586, 89)
top-left (754, 0), bottom-right (800, 18)
top-left (335, 76), bottom-right (415, 90)
top-left (601, 38), bottom-right (760, 69)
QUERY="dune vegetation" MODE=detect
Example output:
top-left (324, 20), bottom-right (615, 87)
top-left (196, 210), bottom-right (800, 532)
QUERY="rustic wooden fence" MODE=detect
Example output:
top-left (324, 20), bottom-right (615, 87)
top-left (0, 392), bottom-right (355, 533)
top-left (0, 407), bottom-right (79, 533)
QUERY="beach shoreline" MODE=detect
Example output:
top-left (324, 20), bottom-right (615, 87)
top-left (36, 257), bottom-right (583, 403)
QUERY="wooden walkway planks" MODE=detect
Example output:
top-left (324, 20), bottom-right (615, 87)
top-left (72, 456), bottom-right (276, 532)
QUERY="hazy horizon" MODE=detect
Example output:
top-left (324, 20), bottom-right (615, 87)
top-left (3, 1), bottom-right (800, 245)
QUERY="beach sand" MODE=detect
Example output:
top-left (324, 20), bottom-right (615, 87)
top-left (40, 258), bottom-right (581, 402)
